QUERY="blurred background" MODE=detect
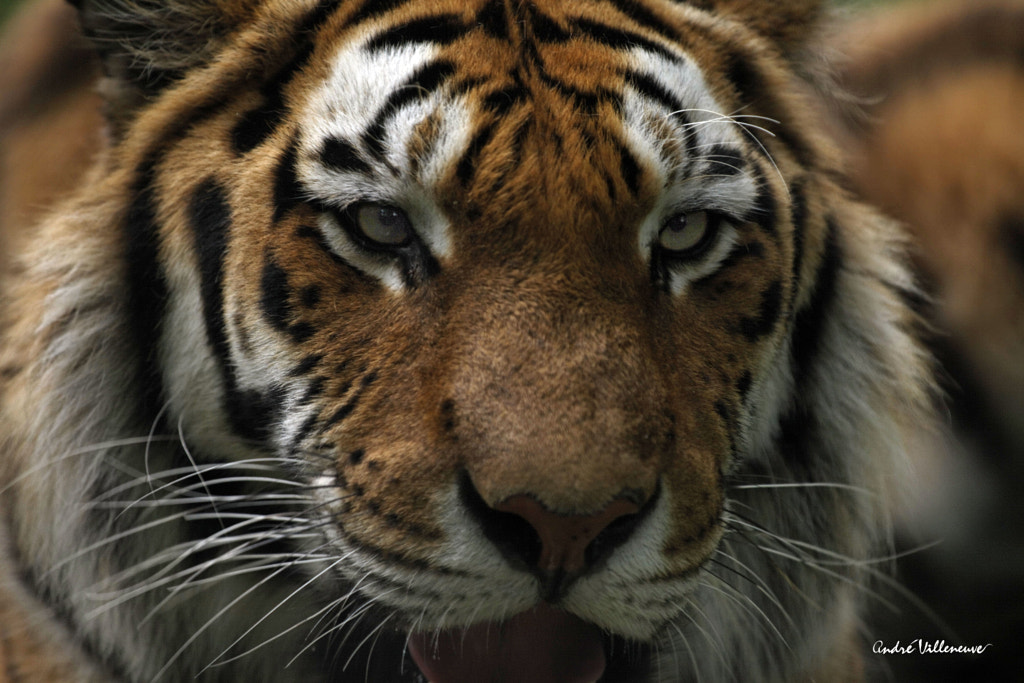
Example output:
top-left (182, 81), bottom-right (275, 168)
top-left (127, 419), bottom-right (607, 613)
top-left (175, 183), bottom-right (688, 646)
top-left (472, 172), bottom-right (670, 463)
top-left (1, 0), bottom-right (1022, 681)
top-left (825, 2), bottom-right (1024, 682)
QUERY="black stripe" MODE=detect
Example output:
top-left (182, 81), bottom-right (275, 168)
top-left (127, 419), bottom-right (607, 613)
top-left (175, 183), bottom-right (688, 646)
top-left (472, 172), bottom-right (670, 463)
top-left (456, 124), bottom-right (495, 186)
top-left (714, 400), bottom-right (732, 427)
top-left (322, 370), bottom-right (378, 431)
top-left (482, 85), bottom-right (528, 116)
top-left (230, 385), bottom-right (287, 444)
top-left (365, 15), bottom-right (469, 52)
top-left (529, 9), bottom-right (571, 43)
top-left (1001, 213), bottom-right (1024, 270)
top-left (298, 375), bottom-right (327, 406)
top-left (231, 40), bottom-right (315, 154)
top-left (788, 179), bottom-right (808, 309)
top-left (189, 177), bottom-right (233, 378)
top-left (625, 70), bottom-right (684, 113)
top-left (743, 166), bottom-right (778, 234)
top-left (261, 254), bottom-right (316, 343)
top-left (231, 98), bottom-right (285, 155)
top-left (361, 60), bottom-right (458, 161)
top-left (477, 0), bottom-right (510, 39)
top-left (618, 143), bottom-right (642, 195)
top-left (300, 284), bottom-right (322, 308)
top-left (299, 0), bottom-right (343, 33)
top-left (394, 60), bottom-right (458, 103)
top-left (289, 411), bottom-right (321, 454)
top-left (260, 256), bottom-right (294, 334)
top-left (291, 354), bottom-right (324, 377)
top-left (272, 141), bottom-right (303, 223)
top-left (572, 17), bottom-right (679, 63)
top-left (119, 71), bottom-right (250, 436)
top-left (602, 169), bottom-right (619, 204)
top-left (738, 280), bottom-right (784, 341)
top-left (320, 137), bottom-right (373, 174)
top-left (189, 179), bottom-right (286, 443)
top-left (115, 3), bottom-right (343, 444)
top-left (535, 68), bottom-right (607, 114)
top-left (705, 144), bottom-right (745, 177)
top-left (789, 218), bottom-right (842, 392)
top-left (349, 0), bottom-right (417, 26)
top-left (773, 410), bottom-right (817, 475)
top-left (604, 0), bottom-right (686, 51)
top-left (124, 156), bottom-right (170, 423)
top-left (725, 51), bottom-right (765, 108)
top-left (736, 370), bottom-right (753, 403)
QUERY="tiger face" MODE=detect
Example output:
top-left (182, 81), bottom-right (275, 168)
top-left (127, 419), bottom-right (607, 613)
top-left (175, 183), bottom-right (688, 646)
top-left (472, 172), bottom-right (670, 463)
top-left (0, 1), bottom-right (932, 682)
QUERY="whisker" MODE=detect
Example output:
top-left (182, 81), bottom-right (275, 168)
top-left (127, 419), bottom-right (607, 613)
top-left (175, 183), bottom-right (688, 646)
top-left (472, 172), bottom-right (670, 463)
top-left (150, 560), bottom-right (299, 681)
top-left (201, 552), bottom-right (350, 671)
top-left (731, 481), bottom-right (875, 496)
top-left (668, 107), bottom-right (790, 199)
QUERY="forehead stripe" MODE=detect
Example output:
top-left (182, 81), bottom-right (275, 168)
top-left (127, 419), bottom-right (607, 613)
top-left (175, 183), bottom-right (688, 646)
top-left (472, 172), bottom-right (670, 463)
top-left (360, 59), bottom-right (457, 162)
top-left (572, 16), bottom-right (681, 64)
top-left (527, 9), bottom-right (570, 42)
top-left (477, 0), bottom-right (510, 39)
top-left (618, 143), bottom-right (643, 196)
top-left (365, 15), bottom-right (469, 52)
top-left (705, 144), bottom-right (745, 177)
top-left (604, 0), bottom-right (685, 45)
top-left (625, 70), bottom-right (686, 114)
top-left (320, 137), bottom-right (373, 174)
top-left (348, 0), bottom-right (415, 25)
top-left (456, 124), bottom-right (497, 187)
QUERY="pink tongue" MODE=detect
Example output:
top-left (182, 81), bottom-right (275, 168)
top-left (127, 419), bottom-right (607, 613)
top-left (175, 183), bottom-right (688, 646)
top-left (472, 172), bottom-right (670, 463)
top-left (408, 604), bottom-right (606, 683)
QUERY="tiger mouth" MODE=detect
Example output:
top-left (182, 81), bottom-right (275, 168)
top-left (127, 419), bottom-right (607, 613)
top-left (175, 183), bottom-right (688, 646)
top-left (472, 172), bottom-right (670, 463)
top-left (406, 603), bottom-right (650, 683)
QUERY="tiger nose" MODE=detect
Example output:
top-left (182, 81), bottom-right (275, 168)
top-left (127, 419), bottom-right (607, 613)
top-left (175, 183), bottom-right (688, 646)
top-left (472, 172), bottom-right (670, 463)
top-left (493, 495), bottom-right (642, 574)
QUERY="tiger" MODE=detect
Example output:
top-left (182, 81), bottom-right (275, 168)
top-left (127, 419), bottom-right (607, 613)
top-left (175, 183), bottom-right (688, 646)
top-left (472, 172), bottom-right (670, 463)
top-left (0, 1), bottom-right (934, 682)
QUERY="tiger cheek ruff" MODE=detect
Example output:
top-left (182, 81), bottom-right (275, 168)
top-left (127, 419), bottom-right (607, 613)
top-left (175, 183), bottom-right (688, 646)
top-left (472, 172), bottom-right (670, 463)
top-left (0, 1), bottom-right (934, 682)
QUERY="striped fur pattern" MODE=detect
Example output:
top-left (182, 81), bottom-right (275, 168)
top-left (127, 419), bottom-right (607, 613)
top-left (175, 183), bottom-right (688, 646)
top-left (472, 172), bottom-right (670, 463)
top-left (0, 1), bottom-right (933, 681)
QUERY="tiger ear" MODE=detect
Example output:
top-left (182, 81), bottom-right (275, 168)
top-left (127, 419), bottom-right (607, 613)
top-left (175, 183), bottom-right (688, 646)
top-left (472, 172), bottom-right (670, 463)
top-left (67, 0), bottom-right (252, 120)
top-left (690, 0), bottom-right (823, 54)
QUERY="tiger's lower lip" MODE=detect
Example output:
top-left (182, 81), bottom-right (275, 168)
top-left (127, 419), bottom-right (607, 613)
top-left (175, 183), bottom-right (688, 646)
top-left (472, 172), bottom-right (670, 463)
top-left (407, 603), bottom-right (606, 683)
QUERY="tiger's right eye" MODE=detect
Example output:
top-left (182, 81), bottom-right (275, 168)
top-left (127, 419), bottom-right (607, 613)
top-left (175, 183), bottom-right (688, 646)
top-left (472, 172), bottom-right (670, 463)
top-left (353, 203), bottom-right (413, 248)
top-left (657, 211), bottom-right (721, 261)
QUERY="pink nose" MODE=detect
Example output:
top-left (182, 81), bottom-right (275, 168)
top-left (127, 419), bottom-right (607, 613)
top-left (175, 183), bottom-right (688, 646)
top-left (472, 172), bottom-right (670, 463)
top-left (494, 495), bottom-right (641, 573)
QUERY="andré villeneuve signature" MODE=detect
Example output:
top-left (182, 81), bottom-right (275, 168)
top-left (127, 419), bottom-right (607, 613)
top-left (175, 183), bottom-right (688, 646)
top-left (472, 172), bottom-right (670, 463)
top-left (873, 640), bottom-right (993, 656)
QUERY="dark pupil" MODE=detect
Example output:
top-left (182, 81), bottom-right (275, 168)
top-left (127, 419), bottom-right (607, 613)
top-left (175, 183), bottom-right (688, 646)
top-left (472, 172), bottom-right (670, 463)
top-left (378, 207), bottom-right (404, 228)
top-left (666, 215), bottom-right (687, 233)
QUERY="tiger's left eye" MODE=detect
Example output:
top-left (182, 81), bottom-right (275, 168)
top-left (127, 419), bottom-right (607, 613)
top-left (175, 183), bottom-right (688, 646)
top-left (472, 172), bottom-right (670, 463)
top-left (354, 203), bottom-right (413, 248)
top-left (658, 211), bottom-right (719, 258)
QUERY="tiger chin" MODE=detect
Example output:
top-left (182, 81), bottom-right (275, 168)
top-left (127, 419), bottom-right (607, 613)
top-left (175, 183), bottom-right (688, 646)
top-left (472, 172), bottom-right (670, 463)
top-left (0, 1), bottom-right (933, 682)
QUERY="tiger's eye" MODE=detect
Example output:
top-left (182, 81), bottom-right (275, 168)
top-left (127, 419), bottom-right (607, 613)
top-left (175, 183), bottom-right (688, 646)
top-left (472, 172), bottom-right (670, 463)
top-left (658, 211), bottom-right (716, 256)
top-left (355, 204), bottom-right (413, 247)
